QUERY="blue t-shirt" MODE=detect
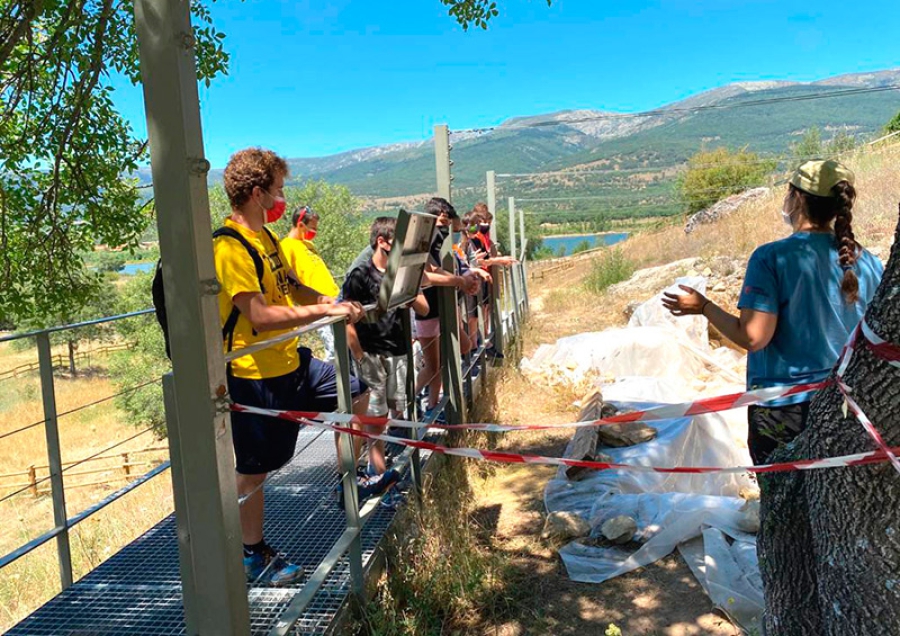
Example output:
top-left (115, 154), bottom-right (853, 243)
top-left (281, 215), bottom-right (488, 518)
top-left (737, 232), bottom-right (883, 404)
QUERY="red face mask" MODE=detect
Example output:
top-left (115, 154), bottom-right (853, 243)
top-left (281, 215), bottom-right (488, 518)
top-left (304, 230), bottom-right (317, 240)
top-left (265, 196), bottom-right (287, 224)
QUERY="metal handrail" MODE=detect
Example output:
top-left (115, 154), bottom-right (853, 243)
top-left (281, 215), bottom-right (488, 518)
top-left (0, 309), bottom-right (155, 344)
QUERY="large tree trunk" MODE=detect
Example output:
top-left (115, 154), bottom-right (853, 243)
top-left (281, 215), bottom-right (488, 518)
top-left (758, 207), bottom-right (900, 635)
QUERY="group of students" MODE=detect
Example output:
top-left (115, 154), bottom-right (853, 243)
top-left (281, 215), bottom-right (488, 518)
top-left (214, 147), bottom-right (512, 587)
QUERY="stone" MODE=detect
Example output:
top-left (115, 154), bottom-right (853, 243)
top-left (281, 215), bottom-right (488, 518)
top-left (542, 511), bottom-right (591, 541)
top-left (601, 515), bottom-right (638, 544)
top-left (711, 282), bottom-right (727, 292)
top-left (597, 422), bottom-right (657, 447)
top-left (737, 499), bottom-right (760, 534)
top-left (702, 267), bottom-right (713, 277)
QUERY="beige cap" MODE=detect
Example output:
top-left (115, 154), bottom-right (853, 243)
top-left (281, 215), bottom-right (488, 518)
top-left (789, 159), bottom-right (855, 197)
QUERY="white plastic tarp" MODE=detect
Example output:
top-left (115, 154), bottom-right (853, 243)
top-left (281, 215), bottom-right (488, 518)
top-left (528, 277), bottom-right (764, 632)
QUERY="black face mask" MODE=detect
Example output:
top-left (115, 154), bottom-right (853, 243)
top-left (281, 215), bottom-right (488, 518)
top-left (437, 226), bottom-right (450, 238)
top-left (478, 223), bottom-right (490, 233)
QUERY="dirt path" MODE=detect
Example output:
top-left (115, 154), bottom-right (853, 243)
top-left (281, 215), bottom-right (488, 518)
top-left (468, 255), bottom-right (742, 636)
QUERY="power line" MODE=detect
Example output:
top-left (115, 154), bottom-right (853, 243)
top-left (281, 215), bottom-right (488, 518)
top-left (451, 85), bottom-right (900, 135)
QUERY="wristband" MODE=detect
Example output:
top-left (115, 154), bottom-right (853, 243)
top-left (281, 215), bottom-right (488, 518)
top-left (700, 300), bottom-right (711, 316)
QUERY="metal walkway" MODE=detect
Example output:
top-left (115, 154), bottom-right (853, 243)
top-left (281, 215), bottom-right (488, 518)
top-left (8, 430), bottom-right (402, 636)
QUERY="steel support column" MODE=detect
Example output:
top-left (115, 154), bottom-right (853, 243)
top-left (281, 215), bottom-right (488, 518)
top-left (36, 333), bottom-right (73, 590)
top-left (486, 170), bottom-right (498, 244)
top-left (434, 124), bottom-right (452, 201)
top-left (133, 0), bottom-right (249, 633)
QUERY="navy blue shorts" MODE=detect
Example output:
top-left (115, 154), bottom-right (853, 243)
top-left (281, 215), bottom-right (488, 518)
top-left (228, 347), bottom-right (367, 475)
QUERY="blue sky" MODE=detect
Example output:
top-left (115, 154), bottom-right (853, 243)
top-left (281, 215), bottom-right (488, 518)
top-left (113, 0), bottom-right (900, 167)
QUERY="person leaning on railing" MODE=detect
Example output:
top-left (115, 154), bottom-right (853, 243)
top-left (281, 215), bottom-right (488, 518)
top-left (215, 148), bottom-right (395, 587)
top-left (281, 205), bottom-right (340, 360)
top-left (663, 159), bottom-right (884, 467)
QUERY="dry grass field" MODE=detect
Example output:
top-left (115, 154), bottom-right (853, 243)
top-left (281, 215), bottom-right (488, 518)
top-left (0, 342), bottom-right (171, 632)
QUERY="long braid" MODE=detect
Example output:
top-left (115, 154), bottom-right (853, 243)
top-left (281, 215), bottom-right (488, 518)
top-left (831, 181), bottom-right (859, 303)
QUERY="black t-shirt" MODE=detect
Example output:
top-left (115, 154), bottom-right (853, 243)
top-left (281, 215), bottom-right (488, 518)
top-left (419, 229), bottom-right (452, 321)
top-left (341, 258), bottom-right (408, 356)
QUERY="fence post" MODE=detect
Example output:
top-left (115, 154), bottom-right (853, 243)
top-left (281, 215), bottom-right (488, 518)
top-left (331, 319), bottom-right (365, 601)
top-left (486, 170), bottom-right (498, 245)
top-left (489, 258), bottom-right (505, 358)
top-left (434, 124), bottom-right (452, 201)
top-left (134, 0), bottom-right (250, 632)
top-left (400, 311), bottom-right (423, 497)
top-left (28, 465), bottom-right (38, 499)
top-left (122, 453), bottom-right (131, 478)
top-left (437, 243), bottom-right (466, 426)
top-left (518, 207), bottom-right (529, 315)
top-left (36, 332), bottom-right (73, 589)
top-left (507, 198), bottom-right (521, 333)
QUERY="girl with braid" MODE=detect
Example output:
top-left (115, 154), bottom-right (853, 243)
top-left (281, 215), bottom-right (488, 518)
top-left (663, 160), bottom-right (883, 464)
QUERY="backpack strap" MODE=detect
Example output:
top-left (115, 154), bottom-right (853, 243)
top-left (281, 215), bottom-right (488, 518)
top-left (213, 227), bottom-right (268, 354)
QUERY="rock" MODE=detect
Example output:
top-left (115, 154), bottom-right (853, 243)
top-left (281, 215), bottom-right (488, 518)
top-left (593, 451), bottom-right (614, 464)
top-left (597, 422), bottom-right (657, 447)
top-left (711, 282), bottom-right (727, 292)
top-left (702, 267), bottom-right (713, 277)
top-left (684, 187), bottom-right (770, 234)
top-left (600, 403), bottom-right (619, 419)
top-left (739, 486), bottom-right (761, 501)
top-left (738, 499), bottom-right (760, 534)
top-left (542, 512), bottom-right (591, 541)
top-left (601, 515), bottom-right (638, 544)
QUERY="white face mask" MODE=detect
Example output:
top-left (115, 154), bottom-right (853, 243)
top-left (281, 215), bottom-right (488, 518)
top-left (781, 208), bottom-right (794, 227)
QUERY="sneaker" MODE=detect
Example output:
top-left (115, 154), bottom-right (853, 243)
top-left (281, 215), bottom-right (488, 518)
top-left (380, 489), bottom-right (405, 511)
top-left (423, 406), bottom-right (446, 425)
top-left (485, 346), bottom-right (504, 360)
top-left (359, 468), bottom-right (401, 500)
top-left (244, 545), bottom-right (304, 587)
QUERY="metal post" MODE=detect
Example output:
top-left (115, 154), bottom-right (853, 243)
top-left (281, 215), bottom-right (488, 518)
top-left (400, 311), bottom-right (422, 496)
top-left (507, 198), bottom-right (521, 328)
top-left (519, 206), bottom-right (529, 314)
top-left (437, 242), bottom-right (466, 425)
top-left (134, 1), bottom-right (249, 633)
top-left (434, 124), bottom-right (452, 201)
top-left (486, 170), bottom-right (498, 245)
top-left (331, 319), bottom-right (365, 599)
top-left (489, 261), bottom-right (504, 358)
top-left (36, 333), bottom-right (73, 590)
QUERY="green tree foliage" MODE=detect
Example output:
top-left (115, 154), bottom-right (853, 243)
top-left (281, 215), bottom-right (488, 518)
top-left (791, 126), bottom-right (823, 163)
top-left (494, 208), bottom-right (543, 259)
top-left (884, 110), bottom-right (900, 135)
top-left (679, 147), bottom-right (777, 215)
top-left (0, 1), bottom-right (231, 326)
top-left (441, 0), bottom-right (551, 30)
top-left (826, 129), bottom-right (856, 155)
top-left (14, 276), bottom-right (119, 376)
top-left (571, 239), bottom-right (591, 254)
top-left (108, 271), bottom-right (169, 435)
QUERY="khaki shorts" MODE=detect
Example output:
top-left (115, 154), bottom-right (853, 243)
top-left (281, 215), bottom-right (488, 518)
top-left (358, 353), bottom-right (408, 417)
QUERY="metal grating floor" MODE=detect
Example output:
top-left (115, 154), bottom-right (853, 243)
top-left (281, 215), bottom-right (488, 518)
top-left (8, 430), bottom-right (401, 636)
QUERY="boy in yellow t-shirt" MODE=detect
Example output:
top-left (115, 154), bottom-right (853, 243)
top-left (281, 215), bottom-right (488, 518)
top-left (280, 206), bottom-right (340, 359)
top-left (215, 148), bottom-right (398, 588)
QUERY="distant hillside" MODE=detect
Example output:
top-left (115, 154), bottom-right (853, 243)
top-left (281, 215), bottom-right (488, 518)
top-left (138, 69), bottom-right (900, 222)
top-left (282, 69), bottom-right (899, 221)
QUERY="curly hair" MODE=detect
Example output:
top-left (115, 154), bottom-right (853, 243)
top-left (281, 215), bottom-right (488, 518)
top-left (223, 148), bottom-right (289, 209)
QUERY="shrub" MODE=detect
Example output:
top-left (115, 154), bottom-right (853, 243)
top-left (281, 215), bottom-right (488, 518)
top-left (585, 248), bottom-right (635, 293)
top-left (678, 147), bottom-right (776, 215)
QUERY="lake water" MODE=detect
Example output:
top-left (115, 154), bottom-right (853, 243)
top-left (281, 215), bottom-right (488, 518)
top-left (541, 232), bottom-right (629, 256)
top-left (121, 261), bottom-right (156, 275)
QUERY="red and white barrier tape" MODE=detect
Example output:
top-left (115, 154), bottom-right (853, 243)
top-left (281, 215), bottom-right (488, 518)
top-left (229, 317), bottom-right (900, 476)
top-left (284, 381), bottom-right (827, 433)
top-left (835, 319), bottom-right (900, 475)
top-left (230, 402), bottom-right (900, 475)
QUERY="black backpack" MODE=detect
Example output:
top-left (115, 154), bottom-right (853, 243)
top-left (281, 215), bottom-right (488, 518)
top-left (152, 226), bottom-right (276, 359)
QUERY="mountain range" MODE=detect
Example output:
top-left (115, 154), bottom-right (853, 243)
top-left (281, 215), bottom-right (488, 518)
top-left (203, 68), bottom-right (900, 221)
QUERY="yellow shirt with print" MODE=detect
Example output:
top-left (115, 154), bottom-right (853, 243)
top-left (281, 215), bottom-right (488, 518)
top-left (214, 218), bottom-right (299, 379)
top-left (280, 237), bottom-right (340, 298)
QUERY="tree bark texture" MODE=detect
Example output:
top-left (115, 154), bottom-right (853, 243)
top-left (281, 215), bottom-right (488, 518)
top-left (758, 208), bottom-right (900, 635)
